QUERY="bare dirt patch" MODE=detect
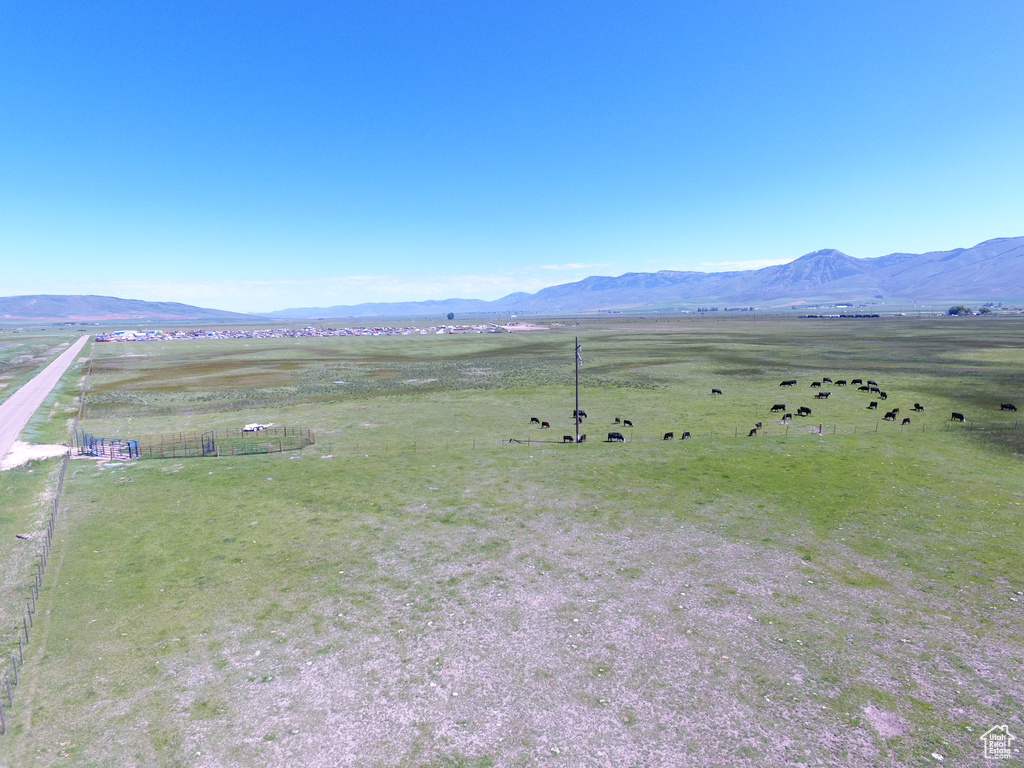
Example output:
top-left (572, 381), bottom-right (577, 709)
top-left (0, 441), bottom-right (68, 471)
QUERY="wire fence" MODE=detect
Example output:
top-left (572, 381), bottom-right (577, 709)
top-left (133, 426), bottom-right (315, 459)
top-left (309, 418), bottom-right (1023, 455)
top-left (0, 450), bottom-right (69, 735)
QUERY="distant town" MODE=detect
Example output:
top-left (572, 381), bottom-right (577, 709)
top-left (94, 323), bottom-right (508, 342)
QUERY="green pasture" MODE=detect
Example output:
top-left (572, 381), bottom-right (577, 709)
top-left (0, 333), bottom-right (84, 411)
top-left (2, 315), bottom-right (1023, 767)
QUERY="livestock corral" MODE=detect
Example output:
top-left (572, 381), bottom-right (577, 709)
top-left (3, 314), bottom-right (1023, 767)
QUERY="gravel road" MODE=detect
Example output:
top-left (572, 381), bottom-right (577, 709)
top-left (0, 335), bottom-right (90, 464)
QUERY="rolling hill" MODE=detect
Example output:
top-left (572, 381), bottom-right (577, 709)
top-left (0, 295), bottom-right (257, 322)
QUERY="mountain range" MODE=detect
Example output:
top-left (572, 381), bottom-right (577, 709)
top-left (268, 236), bottom-right (1024, 317)
top-left (2, 237), bottom-right (1022, 321)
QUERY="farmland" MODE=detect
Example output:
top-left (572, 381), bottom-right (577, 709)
top-left (2, 315), bottom-right (1023, 767)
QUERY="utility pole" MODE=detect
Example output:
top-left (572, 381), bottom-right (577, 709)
top-left (575, 337), bottom-right (582, 443)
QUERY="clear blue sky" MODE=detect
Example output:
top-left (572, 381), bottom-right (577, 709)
top-left (3, 1), bottom-right (1023, 313)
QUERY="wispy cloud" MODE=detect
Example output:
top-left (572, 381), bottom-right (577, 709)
top-left (45, 272), bottom-right (574, 313)
top-left (538, 262), bottom-right (609, 271)
top-left (693, 257), bottom-right (794, 272)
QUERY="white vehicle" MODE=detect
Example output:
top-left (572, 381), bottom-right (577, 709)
top-left (243, 423), bottom-right (272, 432)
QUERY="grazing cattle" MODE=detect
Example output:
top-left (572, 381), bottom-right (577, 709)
top-left (663, 432), bottom-right (674, 440)
top-left (869, 386), bottom-right (880, 393)
top-left (913, 403), bottom-right (924, 411)
top-left (623, 419), bottom-right (633, 427)
top-left (867, 401), bottom-right (878, 409)
top-left (577, 434), bottom-right (586, 443)
top-left (1001, 403), bottom-right (1018, 411)
top-left (810, 381), bottom-right (821, 388)
top-left (835, 380), bottom-right (847, 386)
top-left (902, 418), bottom-right (911, 425)
top-left (711, 388), bottom-right (723, 395)
top-left (747, 428), bottom-right (758, 436)
top-left (780, 380), bottom-right (796, 387)
top-left (771, 403), bottom-right (786, 412)
top-left (883, 411), bottom-right (897, 421)
top-left (607, 431), bottom-right (625, 442)
top-left (851, 378), bottom-right (863, 385)
top-left (951, 412), bottom-right (966, 422)
top-left (614, 417), bottom-right (621, 424)
top-left (814, 391), bottom-right (831, 399)
top-left (890, 407), bottom-right (899, 415)
top-left (680, 431), bottom-right (691, 439)
top-left (562, 435), bottom-right (575, 443)
top-left (797, 406), bottom-right (812, 416)
top-left (823, 377), bottom-right (832, 383)
top-left (754, 422), bottom-right (763, 429)
top-left (783, 413), bottom-right (792, 421)
top-left (879, 391), bottom-right (888, 400)
top-left (540, 421), bottom-right (550, 428)
top-left (858, 385), bottom-right (870, 392)
top-left (530, 417), bottom-right (540, 424)
top-left (867, 380), bottom-right (878, 386)
top-left (573, 409), bottom-right (588, 418)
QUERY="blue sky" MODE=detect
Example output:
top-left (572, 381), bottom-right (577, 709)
top-left (3, 1), bottom-right (1023, 313)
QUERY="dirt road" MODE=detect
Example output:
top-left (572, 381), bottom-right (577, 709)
top-left (0, 335), bottom-right (90, 464)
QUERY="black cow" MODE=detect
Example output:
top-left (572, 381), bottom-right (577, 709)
top-left (614, 417), bottom-right (621, 424)
top-left (883, 411), bottom-right (897, 421)
top-left (540, 421), bottom-right (550, 428)
top-left (835, 380), bottom-right (847, 386)
top-left (562, 435), bottom-right (575, 443)
top-left (869, 386), bottom-right (880, 393)
top-left (1001, 403), bottom-right (1018, 411)
top-left (879, 391), bottom-right (887, 400)
top-left (780, 380), bottom-right (796, 387)
top-left (663, 432), bottom-right (674, 440)
top-left (573, 409), bottom-right (588, 418)
top-left (530, 417), bottom-right (540, 424)
top-left (711, 388), bottom-right (723, 395)
top-left (814, 391), bottom-right (831, 399)
top-left (851, 378), bottom-right (863, 385)
top-left (867, 380), bottom-right (878, 386)
top-left (810, 381), bottom-right (821, 388)
top-left (867, 401), bottom-right (878, 409)
top-left (782, 413), bottom-right (792, 421)
top-left (951, 412), bottom-right (966, 422)
top-left (858, 385), bottom-right (871, 392)
top-left (623, 419), bottom-right (633, 427)
top-left (577, 434), bottom-right (586, 443)
top-left (797, 406), bottom-right (812, 416)
top-left (607, 431), bottom-right (625, 442)
top-left (822, 377), bottom-right (832, 383)
top-left (771, 403), bottom-right (786, 412)
top-left (913, 403), bottom-right (924, 411)
top-left (747, 428), bottom-right (758, 436)
top-left (680, 431), bottom-right (691, 439)
top-left (902, 418), bottom-right (911, 425)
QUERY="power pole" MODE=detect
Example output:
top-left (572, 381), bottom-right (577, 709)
top-left (575, 337), bottom-right (582, 443)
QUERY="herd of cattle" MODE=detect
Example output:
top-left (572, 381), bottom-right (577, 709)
top-left (527, 380), bottom-right (1017, 442)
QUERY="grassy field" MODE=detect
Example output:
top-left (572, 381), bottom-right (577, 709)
top-left (0, 333), bottom-right (85, 411)
top-left (2, 315), bottom-right (1022, 767)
